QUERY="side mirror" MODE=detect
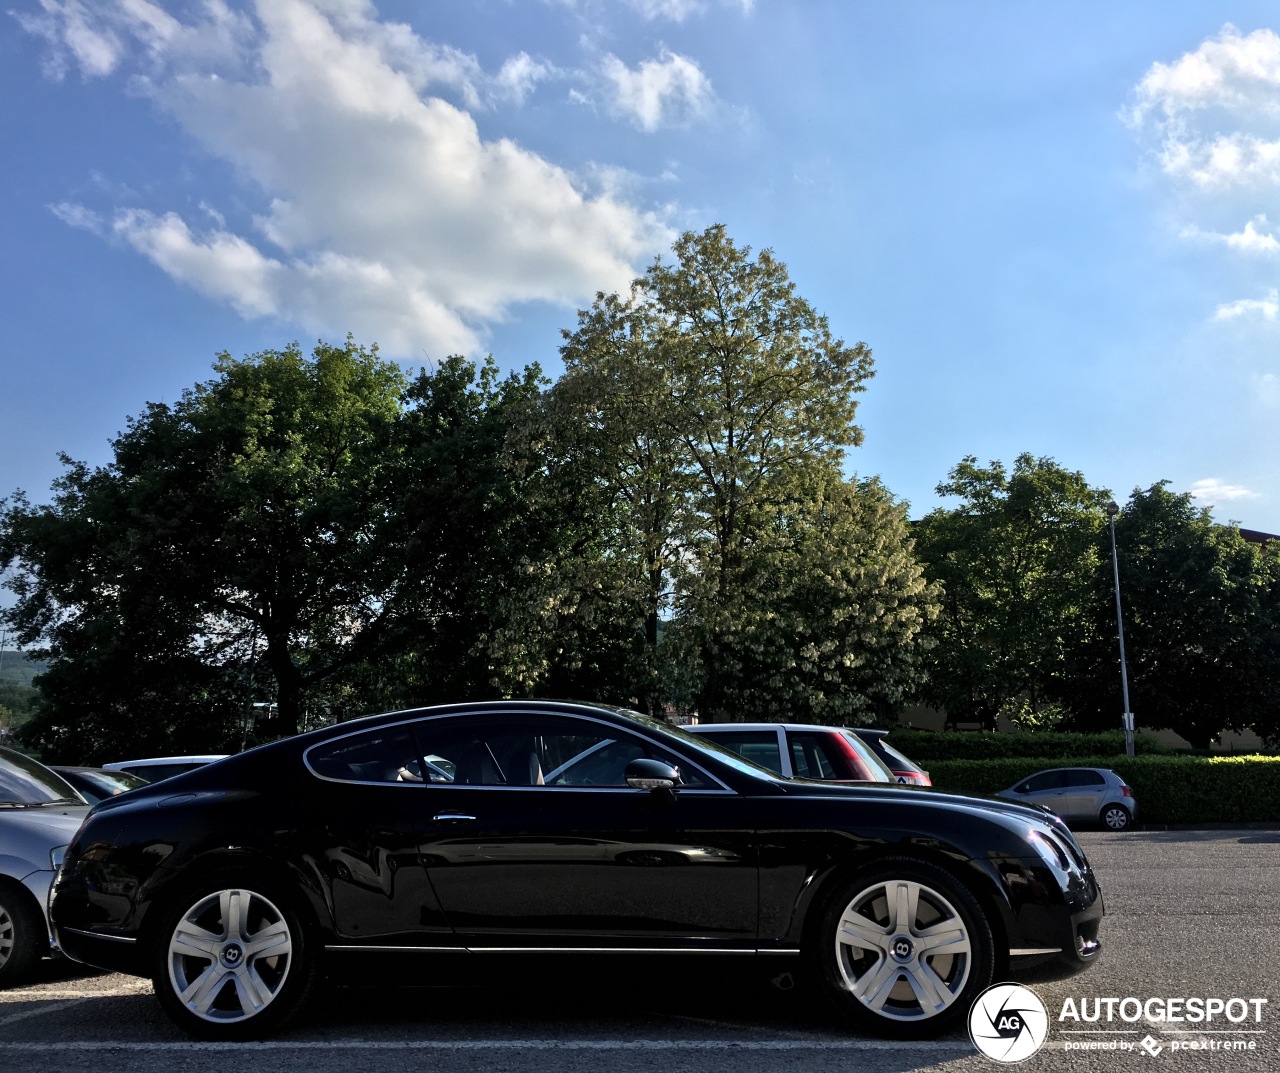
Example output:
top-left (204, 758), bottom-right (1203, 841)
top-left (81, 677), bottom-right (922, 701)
top-left (625, 758), bottom-right (683, 791)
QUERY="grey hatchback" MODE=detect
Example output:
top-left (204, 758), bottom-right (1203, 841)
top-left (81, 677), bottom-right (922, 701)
top-left (0, 746), bottom-right (90, 985)
top-left (996, 767), bottom-right (1137, 831)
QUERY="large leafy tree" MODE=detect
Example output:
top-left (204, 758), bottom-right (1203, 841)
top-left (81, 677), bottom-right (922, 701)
top-left (693, 477), bottom-right (937, 724)
top-left (386, 354), bottom-right (608, 704)
top-left (553, 225), bottom-right (930, 720)
top-left (913, 454), bottom-right (1111, 728)
top-left (1065, 483), bottom-right (1280, 748)
top-left (1, 339), bottom-right (410, 753)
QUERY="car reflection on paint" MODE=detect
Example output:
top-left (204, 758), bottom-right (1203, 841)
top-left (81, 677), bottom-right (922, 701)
top-left (51, 700), bottom-right (1104, 1042)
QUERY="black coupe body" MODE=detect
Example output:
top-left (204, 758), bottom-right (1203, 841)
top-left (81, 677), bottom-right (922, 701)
top-left (51, 701), bottom-right (1102, 1039)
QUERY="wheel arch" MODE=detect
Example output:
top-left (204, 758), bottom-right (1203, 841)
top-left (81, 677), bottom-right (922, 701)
top-left (796, 844), bottom-right (1014, 977)
top-left (140, 847), bottom-right (332, 960)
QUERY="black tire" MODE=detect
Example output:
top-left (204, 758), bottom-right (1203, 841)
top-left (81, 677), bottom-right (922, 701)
top-left (0, 880), bottom-right (45, 988)
top-left (810, 857), bottom-right (995, 1039)
top-left (151, 872), bottom-right (319, 1040)
top-left (1100, 804), bottom-right (1132, 831)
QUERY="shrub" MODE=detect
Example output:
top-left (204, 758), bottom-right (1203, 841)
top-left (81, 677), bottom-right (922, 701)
top-left (926, 754), bottom-right (1280, 825)
top-left (888, 729), bottom-right (1173, 762)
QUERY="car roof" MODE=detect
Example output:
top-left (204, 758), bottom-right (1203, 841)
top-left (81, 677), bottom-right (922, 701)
top-left (690, 723), bottom-right (858, 733)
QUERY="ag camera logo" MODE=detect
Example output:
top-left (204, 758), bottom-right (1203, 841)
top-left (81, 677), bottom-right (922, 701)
top-left (969, 983), bottom-right (1049, 1062)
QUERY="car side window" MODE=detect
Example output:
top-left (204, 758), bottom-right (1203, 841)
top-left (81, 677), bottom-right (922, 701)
top-left (1066, 769), bottom-right (1106, 786)
top-left (419, 714), bottom-right (709, 789)
top-left (309, 727), bottom-right (423, 784)
top-left (789, 733), bottom-right (839, 779)
top-left (696, 731), bottom-right (783, 773)
top-left (1022, 770), bottom-right (1067, 793)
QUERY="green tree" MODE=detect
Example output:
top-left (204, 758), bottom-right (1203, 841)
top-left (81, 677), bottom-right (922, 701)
top-left (913, 454), bottom-right (1111, 728)
top-left (553, 225), bottom-right (930, 721)
top-left (1, 339), bottom-right (410, 752)
top-left (386, 354), bottom-right (607, 703)
top-left (1066, 483), bottom-right (1280, 749)
top-left (690, 478), bottom-right (937, 724)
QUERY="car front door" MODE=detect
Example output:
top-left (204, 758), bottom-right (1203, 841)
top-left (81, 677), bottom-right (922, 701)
top-left (409, 712), bottom-right (760, 950)
top-left (1015, 769), bottom-right (1071, 814)
top-left (1057, 769), bottom-right (1107, 820)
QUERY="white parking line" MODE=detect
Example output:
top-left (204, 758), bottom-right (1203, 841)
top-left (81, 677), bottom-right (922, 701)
top-left (0, 1039), bottom-right (977, 1052)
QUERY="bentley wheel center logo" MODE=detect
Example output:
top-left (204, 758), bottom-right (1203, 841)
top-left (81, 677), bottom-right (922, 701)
top-left (969, 983), bottom-right (1050, 1062)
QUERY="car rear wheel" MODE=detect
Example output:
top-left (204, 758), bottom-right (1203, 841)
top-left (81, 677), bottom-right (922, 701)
top-left (152, 874), bottom-right (318, 1039)
top-left (811, 858), bottom-right (994, 1038)
top-left (0, 880), bottom-right (44, 988)
top-left (1100, 804), bottom-right (1132, 831)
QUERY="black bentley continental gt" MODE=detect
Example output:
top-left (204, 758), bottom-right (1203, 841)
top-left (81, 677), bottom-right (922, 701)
top-left (50, 701), bottom-right (1103, 1040)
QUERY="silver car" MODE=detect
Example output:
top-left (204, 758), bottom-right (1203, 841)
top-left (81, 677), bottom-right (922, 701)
top-left (996, 767), bottom-right (1137, 831)
top-left (0, 746), bottom-right (90, 986)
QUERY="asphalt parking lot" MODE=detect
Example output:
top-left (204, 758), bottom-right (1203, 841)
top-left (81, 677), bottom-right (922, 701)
top-left (1, 829), bottom-right (1277, 1072)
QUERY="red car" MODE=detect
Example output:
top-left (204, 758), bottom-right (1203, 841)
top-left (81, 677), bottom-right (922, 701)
top-left (852, 728), bottom-right (932, 786)
top-left (688, 722), bottom-right (894, 782)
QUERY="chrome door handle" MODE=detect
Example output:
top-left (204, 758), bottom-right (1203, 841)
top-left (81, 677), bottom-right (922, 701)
top-left (432, 812), bottom-right (477, 823)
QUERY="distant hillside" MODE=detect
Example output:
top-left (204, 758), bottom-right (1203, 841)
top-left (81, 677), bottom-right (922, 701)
top-left (0, 651), bottom-right (46, 688)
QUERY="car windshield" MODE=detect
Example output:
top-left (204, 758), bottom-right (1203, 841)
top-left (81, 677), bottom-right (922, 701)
top-left (74, 768), bottom-right (149, 797)
top-left (0, 746), bottom-right (83, 806)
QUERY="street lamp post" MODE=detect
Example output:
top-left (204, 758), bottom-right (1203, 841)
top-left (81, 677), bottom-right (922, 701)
top-left (1105, 501), bottom-right (1135, 758)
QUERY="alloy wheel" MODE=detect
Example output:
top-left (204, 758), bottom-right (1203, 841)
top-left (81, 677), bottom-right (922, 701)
top-left (166, 887), bottom-right (294, 1024)
top-left (833, 877), bottom-right (974, 1023)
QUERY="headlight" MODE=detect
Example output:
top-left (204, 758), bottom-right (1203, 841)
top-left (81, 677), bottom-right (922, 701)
top-left (1027, 830), bottom-right (1072, 873)
top-left (49, 844), bottom-right (68, 870)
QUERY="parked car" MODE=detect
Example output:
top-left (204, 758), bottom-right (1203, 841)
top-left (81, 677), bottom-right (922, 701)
top-left (0, 746), bottom-right (91, 987)
top-left (52, 765), bottom-right (148, 804)
top-left (688, 722), bottom-right (895, 782)
top-left (102, 754), bottom-right (228, 783)
top-left (851, 729), bottom-right (932, 786)
top-left (996, 767), bottom-right (1137, 830)
top-left (52, 700), bottom-right (1103, 1041)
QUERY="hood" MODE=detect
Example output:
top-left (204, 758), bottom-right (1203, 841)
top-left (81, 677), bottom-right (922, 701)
top-left (780, 778), bottom-right (1066, 830)
top-left (0, 803), bottom-right (92, 843)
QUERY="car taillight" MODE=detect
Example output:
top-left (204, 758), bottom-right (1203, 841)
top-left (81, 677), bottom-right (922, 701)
top-left (1121, 785), bottom-right (1133, 797)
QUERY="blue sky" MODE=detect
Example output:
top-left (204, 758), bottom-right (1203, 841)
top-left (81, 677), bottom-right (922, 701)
top-left (4, 0), bottom-right (1280, 534)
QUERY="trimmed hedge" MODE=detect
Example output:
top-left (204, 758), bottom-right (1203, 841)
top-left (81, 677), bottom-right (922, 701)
top-left (926, 754), bottom-right (1280, 825)
top-left (888, 729), bottom-right (1175, 761)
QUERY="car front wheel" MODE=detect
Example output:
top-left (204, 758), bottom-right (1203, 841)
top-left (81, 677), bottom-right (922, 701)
top-left (152, 875), bottom-right (318, 1040)
top-left (1100, 804), bottom-right (1132, 831)
top-left (0, 880), bottom-right (44, 988)
top-left (812, 858), bottom-right (994, 1038)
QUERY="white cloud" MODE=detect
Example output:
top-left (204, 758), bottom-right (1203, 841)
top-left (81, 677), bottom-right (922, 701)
top-left (1127, 26), bottom-right (1280, 125)
top-left (14, 0), bottom-right (125, 79)
top-left (1129, 26), bottom-right (1280, 325)
top-left (1189, 478), bottom-right (1262, 502)
top-left (48, 201), bottom-right (106, 235)
top-left (1256, 372), bottom-right (1280, 406)
top-left (1159, 132), bottom-right (1280, 189)
top-left (1214, 289), bottom-right (1280, 320)
top-left (1184, 215), bottom-right (1280, 253)
top-left (624, 0), bottom-right (705, 23)
top-left (23, 0), bottom-right (670, 358)
top-left (602, 48), bottom-right (714, 132)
